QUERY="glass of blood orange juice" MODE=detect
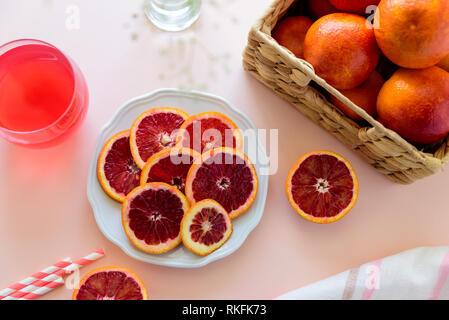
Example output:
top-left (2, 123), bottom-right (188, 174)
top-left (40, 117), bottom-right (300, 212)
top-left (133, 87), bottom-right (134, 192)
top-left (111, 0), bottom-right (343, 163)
top-left (0, 39), bottom-right (89, 147)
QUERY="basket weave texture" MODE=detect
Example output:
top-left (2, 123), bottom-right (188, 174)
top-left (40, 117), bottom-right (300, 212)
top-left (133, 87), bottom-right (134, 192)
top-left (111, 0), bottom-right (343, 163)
top-left (242, 0), bottom-right (449, 184)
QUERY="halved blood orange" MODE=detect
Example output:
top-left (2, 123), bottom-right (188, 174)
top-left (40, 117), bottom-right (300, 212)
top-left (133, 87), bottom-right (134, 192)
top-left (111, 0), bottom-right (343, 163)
top-left (286, 151), bottom-right (358, 224)
top-left (122, 182), bottom-right (189, 254)
top-left (72, 266), bottom-right (148, 300)
top-left (175, 111), bottom-right (243, 154)
top-left (181, 199), bottom-right (232, 256)
top-left (97, 131), bottom-right (141, 202)
top-left (130, 107), bottom-right (189, 168)
top-left (185, 147), bottom-right (258, 219)
top-left (140, 147), bottom-right (200, 194)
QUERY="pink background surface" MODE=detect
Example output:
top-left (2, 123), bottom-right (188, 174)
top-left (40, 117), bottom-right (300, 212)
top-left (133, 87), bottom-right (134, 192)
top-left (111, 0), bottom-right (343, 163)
top-left (1, 0), bottom-right (449, 300)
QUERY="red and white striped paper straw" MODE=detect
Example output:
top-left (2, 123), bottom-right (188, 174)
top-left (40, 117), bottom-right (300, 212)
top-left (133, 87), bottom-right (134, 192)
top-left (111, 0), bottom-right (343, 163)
top-left (0, 248), bottom-right (105, 300)
top-left (69, 248), bottom-right (105, 272)
top-left (20, 248), bottom-right (105, 300)
top-left (0, 258), bottom-right (71, 300)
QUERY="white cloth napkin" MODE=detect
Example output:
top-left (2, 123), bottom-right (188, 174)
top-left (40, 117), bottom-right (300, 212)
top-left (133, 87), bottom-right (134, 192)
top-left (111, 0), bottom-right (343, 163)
top-left (277, 246), bottom-right (449, 300)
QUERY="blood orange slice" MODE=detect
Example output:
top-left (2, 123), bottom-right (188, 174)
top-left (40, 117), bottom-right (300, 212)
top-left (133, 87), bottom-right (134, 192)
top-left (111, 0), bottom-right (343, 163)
top-left (185, 147), bottom-right (258, 219)
top-left (286, 151), bottom-right (358, 224)
top-left (130, 107), bottom-right (189, 168)
top-left (122, 182), bottom-right (189, 254)
top-left (181, 199), bottom-right (232, 256)
top-left (97, 131), bottom-right (141, 202)
top-left (72, 266), bottom-right (148, 300)
top-left (176, 111), bottom-right (243, 154)
top-left (140, 147), bottom-right (200, 194)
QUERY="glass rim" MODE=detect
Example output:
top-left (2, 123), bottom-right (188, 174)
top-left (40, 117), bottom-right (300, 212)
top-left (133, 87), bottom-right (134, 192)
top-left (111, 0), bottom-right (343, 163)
top-left (0, 38), bottom-right (81, 136)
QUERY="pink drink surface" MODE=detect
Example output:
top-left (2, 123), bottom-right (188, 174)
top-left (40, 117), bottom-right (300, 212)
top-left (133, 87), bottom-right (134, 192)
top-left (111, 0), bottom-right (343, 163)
top-left (0, 44), bottom-right (75, 132)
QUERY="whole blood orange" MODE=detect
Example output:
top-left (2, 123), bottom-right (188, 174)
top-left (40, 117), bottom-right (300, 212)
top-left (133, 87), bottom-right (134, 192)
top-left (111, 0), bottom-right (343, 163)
top-left (308, 0), bottom-right (339, 19)
top-left (286, 151), bottom-right (358, 224)
top-left (329, 0), bottom-right (380, 14)
top-left (72, 266), bottom-right (148, 300)
top-left (176, 111), bottom-right (243, 154)
top-left (304, 13), bottom-right (380, 90)
top-left (97, 131), bottom-right (141, 202)
top-left (374, 0), bottom-right (449, 69)
top-left (130, 107), bottom-right (189, 169)
top-left (377, 67), bottom-right (449, 145)
top-left (330, 71), bottom-right (384, 121)
top-left (140, 147), bottom-right (200, 194)
top-left (181, 199), bottom-right (233, 256)
top-left (122, 182), bottom-right (189, 254)
top-left (438, 54), bottom-right (449, 72)
top-left (185, 148), bottom-right (258, 219)
top-left (272, 16), bottom-right (313, 59)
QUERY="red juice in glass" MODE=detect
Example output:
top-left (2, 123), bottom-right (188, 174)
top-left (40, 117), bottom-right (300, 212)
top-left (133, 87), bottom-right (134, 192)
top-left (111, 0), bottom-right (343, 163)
top-left (0, 39), bottom-right (88, 147)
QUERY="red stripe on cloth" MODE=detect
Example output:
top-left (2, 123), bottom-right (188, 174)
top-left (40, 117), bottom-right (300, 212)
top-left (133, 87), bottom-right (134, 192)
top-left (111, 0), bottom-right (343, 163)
top-left (342, 267), bottom-right (360, 300)
top-left (429, 251), bottom-right (449, 300)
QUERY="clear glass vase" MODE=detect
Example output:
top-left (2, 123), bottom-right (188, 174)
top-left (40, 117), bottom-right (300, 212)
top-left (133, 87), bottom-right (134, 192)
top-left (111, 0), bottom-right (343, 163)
top-left (144, 0), bottom-right (202, 32)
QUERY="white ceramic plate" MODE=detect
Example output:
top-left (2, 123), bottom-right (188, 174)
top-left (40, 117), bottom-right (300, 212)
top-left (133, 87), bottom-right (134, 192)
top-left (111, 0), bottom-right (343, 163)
top-left (87, 89), bottom-right (269, 268)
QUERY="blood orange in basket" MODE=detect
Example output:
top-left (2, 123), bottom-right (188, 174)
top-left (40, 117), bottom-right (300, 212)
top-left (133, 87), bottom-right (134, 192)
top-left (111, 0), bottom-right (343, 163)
top-left (308, 0), bottom-right (340, 19)
top-left (329, 0), bottom-right (380, 14)
top-left (181, 199), bottom-right (233, 256)
top-left (97, 131), bottom-right (141, 202)
top-left (185, 147), bottom-right (258, 219)
top-left (72, 266), bottom-right (148, 300)
top-left (176, 111), bottom-right (243, 154)
top-left (438, 54), bottom-right (449, 72)
top-left (122, 182), bottom-right (189, 254)
top-left (329, 71), bottom-right (384, 121)
top-left (272, 16), bottom-right (313, 59)
top-left (140, 147), bottom-right (200, 194)
top-left (304, 13), bottom-right (380, 90)
top-left (286, 151), bottom-right (358, 224)
top-left (130, 107), bottom-right (189, 168)
top-left (374, 0), bottom-right (449, 69)
top-left (376, 67), bottom-right (449, 145)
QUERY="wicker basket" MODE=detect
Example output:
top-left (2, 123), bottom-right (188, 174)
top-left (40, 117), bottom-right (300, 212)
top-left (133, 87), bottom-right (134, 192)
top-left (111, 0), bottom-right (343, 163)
top-left (243, 0), bottom-right (449, 184)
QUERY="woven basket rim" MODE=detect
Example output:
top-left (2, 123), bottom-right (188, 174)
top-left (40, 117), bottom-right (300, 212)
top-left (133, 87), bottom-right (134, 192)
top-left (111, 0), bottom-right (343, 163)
top-left (250, 0), bottom-right (449, 165)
